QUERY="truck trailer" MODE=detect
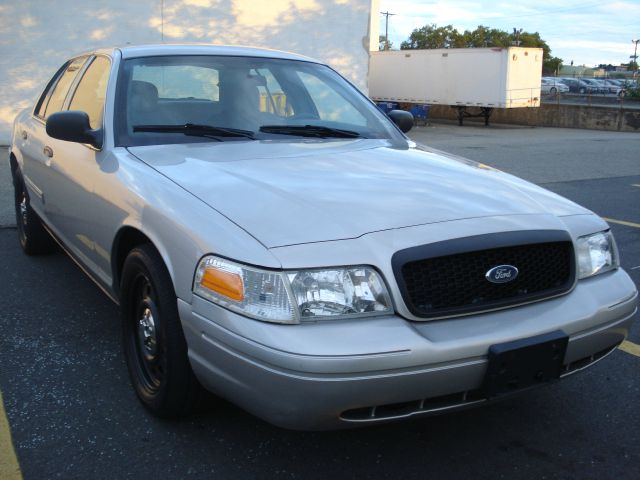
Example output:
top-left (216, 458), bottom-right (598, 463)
top-left (369, 47), bottom-right (543, 125)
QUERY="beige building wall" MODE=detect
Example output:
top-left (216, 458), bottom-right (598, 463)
top-left (0, 0), bottom-right (378, 143)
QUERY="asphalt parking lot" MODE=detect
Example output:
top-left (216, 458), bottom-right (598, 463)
top-left (1, 124), bottom-right (639, 479)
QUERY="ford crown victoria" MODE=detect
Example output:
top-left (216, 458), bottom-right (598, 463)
top-left (9, 45), bottom-right (637, 430)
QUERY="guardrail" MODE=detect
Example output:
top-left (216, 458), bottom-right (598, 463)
top-left (540, 91), bottom-right (640, 110)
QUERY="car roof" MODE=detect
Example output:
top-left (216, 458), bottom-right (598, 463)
top-left (89, 44), bottom-right (322, 63)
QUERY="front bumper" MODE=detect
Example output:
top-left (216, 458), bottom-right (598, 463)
top-left (179, 268), bottom-right (637, 430)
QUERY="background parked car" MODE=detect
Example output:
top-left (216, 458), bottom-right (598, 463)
top-left (618, 78), bottom-right (638, 92)
top-left (579, 78), bottom-right (607, 94)
top-left (599, 79), bottom-right (624, 95)
top-left (541, 77), bottom-right (569, 94)
top-left (558, 78), bottom-right (596, 94)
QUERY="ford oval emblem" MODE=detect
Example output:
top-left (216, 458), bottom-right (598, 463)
top-left (485, 265), bottom-right (519, 284)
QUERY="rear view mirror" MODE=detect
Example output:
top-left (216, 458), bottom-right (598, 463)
top-left (46, 111), bottom-right (103, 149)
top-left (387, 110), bottom-right (414, 133)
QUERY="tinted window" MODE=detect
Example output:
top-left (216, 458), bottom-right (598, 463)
top-left (68, 56), bottom-right (111, 129)
top-left (43, 57), bottom-right (87, 119)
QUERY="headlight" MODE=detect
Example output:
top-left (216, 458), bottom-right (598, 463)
top-left (576, 230), bottom-right (618, 279)
top-left (194, 256), bottom-right (393, 324)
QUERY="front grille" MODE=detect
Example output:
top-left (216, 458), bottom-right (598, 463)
top-left (393, 231), bottom-right (575, 318)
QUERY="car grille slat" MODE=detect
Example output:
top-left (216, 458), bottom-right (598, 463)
top-left (393, 231), bottom-right (576, 319)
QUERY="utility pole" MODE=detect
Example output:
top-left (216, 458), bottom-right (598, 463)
top-left (380, 11), bottom-right (396, 50)
top-left (512, 28), bottom-right (523, 47)
top-left (632, 39), bottom-right (639, 77)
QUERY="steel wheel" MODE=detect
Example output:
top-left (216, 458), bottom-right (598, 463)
top-left (15, 186), bottom-right (29, 247)
top-left (121, 244), bottom-right (202, 417)
top-left (12, 171), bottom-right (54, 255)
top-left (129, 271), bottom-right (165, 393)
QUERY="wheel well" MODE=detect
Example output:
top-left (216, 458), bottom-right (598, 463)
top-left (112, 227), bottom-right (154, 291)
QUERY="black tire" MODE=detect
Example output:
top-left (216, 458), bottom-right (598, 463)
top-left (550, 87), bottom-right (557, 95)
top-left (120, 244), bottom-right (201, 418)
top-left (13, 170), bottom-right (55, 255)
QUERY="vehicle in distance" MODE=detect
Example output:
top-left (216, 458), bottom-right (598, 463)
top-left (541, 77), bottom-right (569, 95)
top-left (598, 79), bottom-right (625, 96)
top-left (580, 78), bottom-right (608, 94)
top-left (9, 45), bottom-right (638, 430)
top-left (558, 78), bottom-right (596, 94)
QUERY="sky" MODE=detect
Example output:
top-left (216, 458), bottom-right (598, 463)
top-left (378, 0), bottom-right (640, 67)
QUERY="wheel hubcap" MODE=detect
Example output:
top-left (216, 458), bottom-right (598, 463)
top-left (138, 307), bottom-right (157, 359)
top-left (19, 195), bottom-right (28, 227)
top-left (130, 275), bottom-right (164, 390)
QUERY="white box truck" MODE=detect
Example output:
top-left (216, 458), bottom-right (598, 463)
top-left (369, 47), bottom-right (543, 125)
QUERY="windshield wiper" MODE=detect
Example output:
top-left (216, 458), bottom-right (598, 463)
top-left (133, 123), bottom-right (255, 140)
top-left (259, 125), bottom-right (362, 138)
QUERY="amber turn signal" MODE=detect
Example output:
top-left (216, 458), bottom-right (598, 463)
top-left (200, 267), bottom-right (244, 302)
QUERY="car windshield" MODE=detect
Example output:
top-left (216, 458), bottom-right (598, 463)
top-left (115, 55), bottom-right (405, 146)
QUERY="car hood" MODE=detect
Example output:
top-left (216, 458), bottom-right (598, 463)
top-left (128, 139), bottom-right (590, 248)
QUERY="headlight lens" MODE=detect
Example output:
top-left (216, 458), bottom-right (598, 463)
top-left (288, 267), bottom-right (392, 320)
top-left (576, 230), bottom-right (618, 279)
top-left (194, 256), bottom-right (393, 324)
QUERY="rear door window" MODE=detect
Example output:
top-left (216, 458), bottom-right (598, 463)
top-left (43, 57), bottom-right (88, 119)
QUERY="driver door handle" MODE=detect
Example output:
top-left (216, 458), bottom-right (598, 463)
top-left (43, 146), bottom-right (54, 158)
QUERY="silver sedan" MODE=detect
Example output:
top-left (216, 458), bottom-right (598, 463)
top-left (9, 45), bottom-right (637, 430)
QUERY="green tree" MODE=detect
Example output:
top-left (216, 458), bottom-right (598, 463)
top-left (459, 25), bottom-right (510, 48)
top-left (401, 24), bottom-right (562, 73)
top-left (400, 24), bottom-right (463, 49)
top-left (544, 56), bottom-right (563, 75)
top-left (379, 35), bottom-right (393, 51)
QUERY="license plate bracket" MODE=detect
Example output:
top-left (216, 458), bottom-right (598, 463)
top-left (483, 330), bottom-right (568, 398)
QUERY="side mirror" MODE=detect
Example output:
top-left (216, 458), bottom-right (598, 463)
top-left (387, 109), bottom-right (414, 133)
top-left (46, 111), bottom-right (103, 149)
